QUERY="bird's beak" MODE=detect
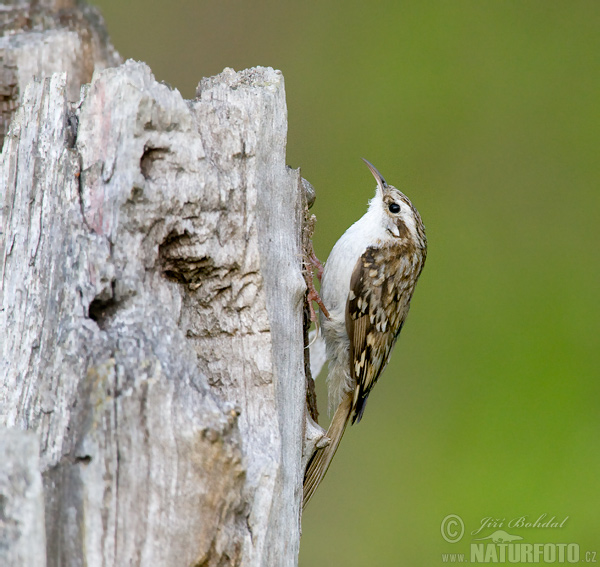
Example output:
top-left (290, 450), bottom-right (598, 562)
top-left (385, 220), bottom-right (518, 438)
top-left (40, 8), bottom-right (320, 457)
top-left (362, 158), bottom-right (388, 197)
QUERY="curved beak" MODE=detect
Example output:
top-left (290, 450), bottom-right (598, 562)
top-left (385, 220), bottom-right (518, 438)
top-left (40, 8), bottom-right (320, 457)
top-left (361, 158), bottom-right (388, 196)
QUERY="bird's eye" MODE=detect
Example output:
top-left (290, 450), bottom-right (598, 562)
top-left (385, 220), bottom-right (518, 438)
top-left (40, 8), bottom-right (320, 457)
top-left (388, 203), bottom-right (401, 214)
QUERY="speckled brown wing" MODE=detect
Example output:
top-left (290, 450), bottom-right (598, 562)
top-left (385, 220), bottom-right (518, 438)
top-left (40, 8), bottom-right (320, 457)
top-left (346, 241), bottom-right (425, 424)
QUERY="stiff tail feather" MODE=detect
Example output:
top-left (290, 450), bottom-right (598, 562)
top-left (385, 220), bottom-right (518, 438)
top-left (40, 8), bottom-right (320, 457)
top-left (303, 392), bottom-right (353, 509)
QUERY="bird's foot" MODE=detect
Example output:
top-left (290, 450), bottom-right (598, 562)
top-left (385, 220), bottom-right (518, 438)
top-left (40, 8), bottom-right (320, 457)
top-left (303, 266), bottom-right (330, 321)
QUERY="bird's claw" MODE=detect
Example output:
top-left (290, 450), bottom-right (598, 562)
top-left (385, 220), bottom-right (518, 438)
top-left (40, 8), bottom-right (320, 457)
top-left (303, 267), bottom-right (330, 321)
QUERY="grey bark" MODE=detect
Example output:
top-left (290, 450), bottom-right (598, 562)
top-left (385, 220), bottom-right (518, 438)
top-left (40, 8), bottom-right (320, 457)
top-left (0, 28), bottom-right (316, 567)
top-left (0, 429), bottom-right (46, 566)
top-left (0, 0), bottom-right (121, 148)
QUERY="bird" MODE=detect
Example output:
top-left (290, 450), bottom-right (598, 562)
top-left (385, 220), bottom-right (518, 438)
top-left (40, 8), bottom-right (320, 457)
top-left (303, 158), bottom-right (427, 508)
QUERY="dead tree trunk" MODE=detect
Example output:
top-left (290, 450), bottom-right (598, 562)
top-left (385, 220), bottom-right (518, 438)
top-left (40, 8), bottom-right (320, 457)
top-left (0, 3), bottom-right (317, 566)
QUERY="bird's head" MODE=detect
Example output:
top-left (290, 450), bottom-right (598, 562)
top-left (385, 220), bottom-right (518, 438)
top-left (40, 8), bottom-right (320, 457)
top-left (362, 158), bottom-right (426, 249)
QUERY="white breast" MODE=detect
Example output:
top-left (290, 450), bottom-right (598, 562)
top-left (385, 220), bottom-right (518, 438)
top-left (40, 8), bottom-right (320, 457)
top-left (320, 198), bottom-right (388, 321)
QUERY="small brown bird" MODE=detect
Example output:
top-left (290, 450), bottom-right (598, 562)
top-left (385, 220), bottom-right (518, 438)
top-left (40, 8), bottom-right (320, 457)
top-left (303, 159), bottom-right (427, 508)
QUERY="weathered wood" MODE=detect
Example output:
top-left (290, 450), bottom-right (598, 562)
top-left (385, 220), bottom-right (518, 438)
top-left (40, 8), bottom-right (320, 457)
top-left (1, 59), bottom-right (307, 566)
top-left (0, 428), bottom-right (46, 567)
top-left (0, 0), bottom-right (121, 148)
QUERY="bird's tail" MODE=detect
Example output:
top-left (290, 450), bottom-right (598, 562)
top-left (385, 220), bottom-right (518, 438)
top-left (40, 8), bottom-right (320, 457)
top-left (303, 392), bottom-right (353, 509)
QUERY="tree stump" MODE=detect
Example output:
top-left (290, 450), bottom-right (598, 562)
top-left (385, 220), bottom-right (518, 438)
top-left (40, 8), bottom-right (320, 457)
top-left (1, 24), bottom-right (313, 567)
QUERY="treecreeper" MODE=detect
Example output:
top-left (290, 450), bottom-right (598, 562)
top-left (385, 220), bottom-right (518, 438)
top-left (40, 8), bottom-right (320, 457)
top-left (303, 158), bottom-right (427, 508)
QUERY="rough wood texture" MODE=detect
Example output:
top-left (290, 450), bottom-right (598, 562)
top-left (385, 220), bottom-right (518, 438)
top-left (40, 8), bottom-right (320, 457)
top-left (0, 429), bottom-right (47, 567)
top-left (0, 0), bottom-right (121, 148)
top-left (0, 60), bottom-right (307, 566)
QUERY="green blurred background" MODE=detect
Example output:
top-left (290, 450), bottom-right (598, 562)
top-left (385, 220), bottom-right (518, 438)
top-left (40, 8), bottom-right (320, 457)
top-left (92, 1), bottom-right (599, 564)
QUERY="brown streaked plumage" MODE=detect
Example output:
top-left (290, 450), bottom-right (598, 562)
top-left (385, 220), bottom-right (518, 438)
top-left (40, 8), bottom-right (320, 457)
top-left (303, 159), bottom-right (426, 509)
top-left (347, 240), bottom-right (425, 424)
